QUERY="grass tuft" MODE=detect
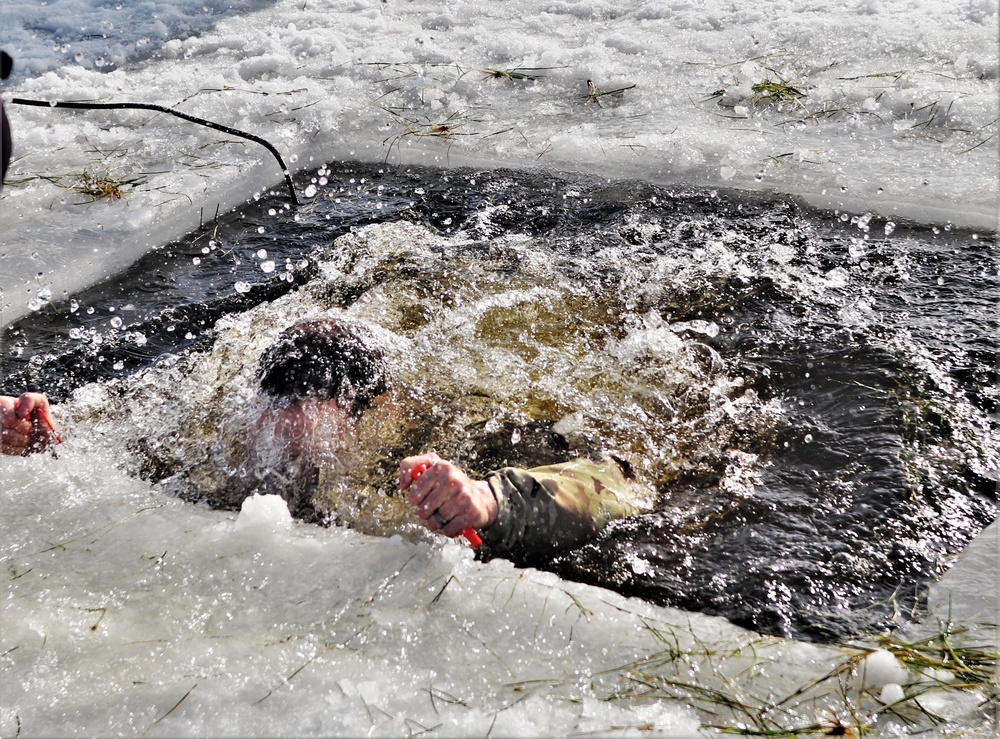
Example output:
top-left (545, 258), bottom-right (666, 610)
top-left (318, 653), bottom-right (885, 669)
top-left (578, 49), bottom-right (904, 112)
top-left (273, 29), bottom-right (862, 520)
top-left (69, 169), bottom-right (142, 201)
top-left (590, 616), bottom-right (997, 737)
top-left (751, 80), bottom-right (805, 107)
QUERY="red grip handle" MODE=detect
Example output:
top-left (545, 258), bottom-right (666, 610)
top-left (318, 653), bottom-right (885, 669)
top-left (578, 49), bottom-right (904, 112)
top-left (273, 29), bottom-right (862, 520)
top-left (411, 463), bottom-right (481, 548)
top-left (37, 409), bottom-right (62, 444)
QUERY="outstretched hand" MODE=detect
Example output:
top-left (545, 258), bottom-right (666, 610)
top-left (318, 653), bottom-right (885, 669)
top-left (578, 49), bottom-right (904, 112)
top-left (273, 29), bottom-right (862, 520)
top-left (1, 393), bottom-right (60, 457)
top-left (400, 452), bottom-right (497, 539)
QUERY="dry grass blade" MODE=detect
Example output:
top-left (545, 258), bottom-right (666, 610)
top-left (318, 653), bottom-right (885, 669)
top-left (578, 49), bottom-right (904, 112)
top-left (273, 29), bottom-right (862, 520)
top-left (836, 70), bottom-right (907, 81)
top-left (481, 66), bottom-right (566, 81)
top-left (585, 80), bottom-right (636, 104)
top-left (138, 683), bottom-right (196, 738)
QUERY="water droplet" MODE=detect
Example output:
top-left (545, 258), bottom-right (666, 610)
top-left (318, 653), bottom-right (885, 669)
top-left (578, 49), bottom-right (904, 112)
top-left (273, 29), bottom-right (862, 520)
top-left (268, 208), bottom-right (277, 216)
top-left (884, 221), bottom-right (896, 236)
top-left (304, 184), bottom-right (318, 198)
top-left (192, 257), bottom-right (201, 265)
top-left (260, 260), bottom-right (276, 273)
top-left (257, 249), bottom-right (268, 259)
top-left (95, 56), bottom-right (105, 68)
top-left (69, 328), bottom-right (82, 340)
top-left (113, 361), bottom-right (125, 370)
top-left (86, 306), bottom-right (95, 315)
top-left (234, 281), bottom-right (251, 294)
top-left (257, 226), bottom-right (265, 234)
top-left (804, 434), bottom-right (813, 443)
top-left (27, 298), bottom-right (43, 311)
top-left (134, 333), bottom-right (147, 347)
top-left (937, 276), bottom-right (944, 285)
top-left (511, 428), bottom-right (521, 445)
top-left (110, 316), bottom-right (123, 328)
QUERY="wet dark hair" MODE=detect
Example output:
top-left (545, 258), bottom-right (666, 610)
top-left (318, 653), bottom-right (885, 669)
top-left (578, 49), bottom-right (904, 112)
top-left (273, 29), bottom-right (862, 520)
top-left (257, 319), bottom-right (390, 416)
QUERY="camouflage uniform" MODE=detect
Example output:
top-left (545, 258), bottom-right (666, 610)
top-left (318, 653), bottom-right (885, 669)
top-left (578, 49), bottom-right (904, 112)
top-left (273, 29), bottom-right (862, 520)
top-left (479, 455), bottom-right (642, 564)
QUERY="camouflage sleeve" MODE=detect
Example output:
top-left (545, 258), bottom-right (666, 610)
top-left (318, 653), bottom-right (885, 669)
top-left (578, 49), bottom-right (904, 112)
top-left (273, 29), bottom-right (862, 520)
top-left (479, 456), bottom-right (642, 563)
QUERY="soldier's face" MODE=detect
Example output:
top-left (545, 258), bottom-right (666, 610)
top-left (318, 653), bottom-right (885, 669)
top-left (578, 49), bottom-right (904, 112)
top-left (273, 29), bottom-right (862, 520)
top-left (256, 397), bottom-right (352, 459)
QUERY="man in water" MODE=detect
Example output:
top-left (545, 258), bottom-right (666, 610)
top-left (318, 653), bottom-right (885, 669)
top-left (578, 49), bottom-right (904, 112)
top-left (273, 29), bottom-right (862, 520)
top-left (258, 318), bottom-right (645, 562)
top-left (3, 318), bottom-right (644, 562)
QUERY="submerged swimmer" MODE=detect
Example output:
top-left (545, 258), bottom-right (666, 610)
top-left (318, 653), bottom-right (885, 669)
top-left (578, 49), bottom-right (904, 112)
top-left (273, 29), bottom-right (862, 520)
top-left (256, 319), bottom-right (646, 562)
top-left (3, 318), bottom-right (646, 563)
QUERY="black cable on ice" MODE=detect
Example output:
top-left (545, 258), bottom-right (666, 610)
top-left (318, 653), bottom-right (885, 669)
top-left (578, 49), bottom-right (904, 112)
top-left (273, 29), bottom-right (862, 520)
top-left (10, 97), bottom-right (299, 207)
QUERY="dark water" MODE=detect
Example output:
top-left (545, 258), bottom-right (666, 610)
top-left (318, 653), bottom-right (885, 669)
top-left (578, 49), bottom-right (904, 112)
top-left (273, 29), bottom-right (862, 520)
top-left (2, 163), bottom-right (997, 641)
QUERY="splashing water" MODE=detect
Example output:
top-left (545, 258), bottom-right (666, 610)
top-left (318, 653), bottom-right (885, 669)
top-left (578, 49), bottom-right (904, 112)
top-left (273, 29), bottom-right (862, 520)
top-left (2, 164), bottom-right (996, 642)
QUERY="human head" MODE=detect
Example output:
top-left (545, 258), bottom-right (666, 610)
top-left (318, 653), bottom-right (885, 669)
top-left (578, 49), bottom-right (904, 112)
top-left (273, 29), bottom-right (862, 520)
top-left (257, 318), bottom-right (390, 417)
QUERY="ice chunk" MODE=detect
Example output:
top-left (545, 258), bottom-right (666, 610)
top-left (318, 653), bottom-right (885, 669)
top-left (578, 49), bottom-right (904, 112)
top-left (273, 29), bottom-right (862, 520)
top-left (862, 649), bottom-right (909, 687)
top-left (234, 493), bottom-right (293, 534)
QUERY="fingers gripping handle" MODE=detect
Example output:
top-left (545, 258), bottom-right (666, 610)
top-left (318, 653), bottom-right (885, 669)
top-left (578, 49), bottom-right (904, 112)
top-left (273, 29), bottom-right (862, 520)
top-left (411, 464), bottom-right (482, 548)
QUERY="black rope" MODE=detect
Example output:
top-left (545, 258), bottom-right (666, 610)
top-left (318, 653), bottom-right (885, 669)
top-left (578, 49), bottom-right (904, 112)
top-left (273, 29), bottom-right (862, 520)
top-left (10, 97), bottom-right (298, 207)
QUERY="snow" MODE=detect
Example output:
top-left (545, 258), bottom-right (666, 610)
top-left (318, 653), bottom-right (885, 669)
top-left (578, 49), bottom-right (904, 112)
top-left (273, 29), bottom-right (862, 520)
top-left (235, 492), bottom-right (295, 533)
top-left (862, 649), bottom-right (911, 688)
top-left (0, 459), bottom-right (748, 736)
top-left (3, 453), bottom-right (995, 736)
top-left (1, 0), bottom-right (998, 735)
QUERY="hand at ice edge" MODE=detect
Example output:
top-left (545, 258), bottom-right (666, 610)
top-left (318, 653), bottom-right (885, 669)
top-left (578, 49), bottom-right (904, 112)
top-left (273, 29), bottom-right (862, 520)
top-left (1, 392), bottom-right (60, 456)
top-left (400, 452), bottom-right (496, 540)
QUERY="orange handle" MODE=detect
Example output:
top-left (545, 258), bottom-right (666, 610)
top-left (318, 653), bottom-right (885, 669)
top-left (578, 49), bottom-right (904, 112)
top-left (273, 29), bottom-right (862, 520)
top-left (410, 463), bottom-right (481, 548)
top-left (37, 408), bottom-right (62, 444)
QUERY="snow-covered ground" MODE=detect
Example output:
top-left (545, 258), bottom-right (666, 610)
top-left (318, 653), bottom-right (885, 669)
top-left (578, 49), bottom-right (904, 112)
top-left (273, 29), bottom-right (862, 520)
top-left (1, 0), bottom-right (997, 736)
top-left (2, 452), bottom-right (996, 737)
